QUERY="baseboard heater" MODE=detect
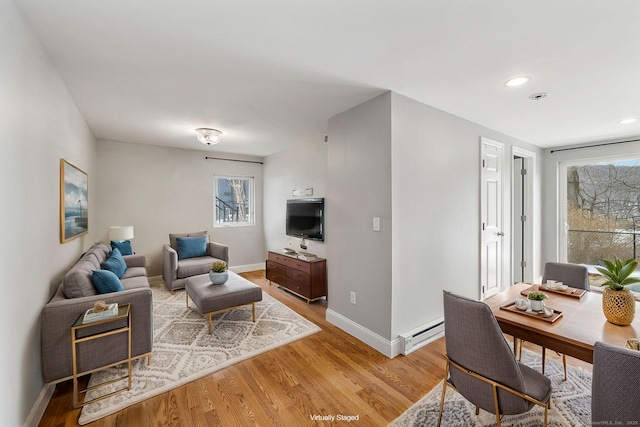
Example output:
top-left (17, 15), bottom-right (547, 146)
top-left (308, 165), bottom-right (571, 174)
top-left (399, 317), bottom-right (445, 355)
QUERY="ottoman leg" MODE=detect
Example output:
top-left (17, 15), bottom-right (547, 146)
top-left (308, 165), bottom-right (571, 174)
top-left (208, 313), bottom-right (212, 334)
top-left (186, 292), bottom-right (189, 308)
top-left (252, 302), bottom-right (256, 322)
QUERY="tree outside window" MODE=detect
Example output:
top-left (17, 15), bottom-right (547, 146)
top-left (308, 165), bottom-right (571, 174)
top-left (214, 176), bottom-right (254, 227)
top-left (566, 160), bottom-right (640, 266)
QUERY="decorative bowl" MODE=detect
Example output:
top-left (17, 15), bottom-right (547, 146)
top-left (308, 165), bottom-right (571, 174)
top-left (514, 298), bottom-right (529, 311)
top-left (546, 281), bottom-right (568, 291)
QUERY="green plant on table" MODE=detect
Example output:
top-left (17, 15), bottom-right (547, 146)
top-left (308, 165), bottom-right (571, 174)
top-left (527, 291), bottom-right (548, 301)
top-left (596, 257), bottom-right (640, 291)
top-left (210, 261), bottom-right (227, 273)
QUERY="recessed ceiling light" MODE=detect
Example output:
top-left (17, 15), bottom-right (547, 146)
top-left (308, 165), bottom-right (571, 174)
top-left (528, 92), bottom-right (548, 101)
top-left (505, 77), bottom-right (530, 87)
top-left (619, 118), bottom-right (638, 125)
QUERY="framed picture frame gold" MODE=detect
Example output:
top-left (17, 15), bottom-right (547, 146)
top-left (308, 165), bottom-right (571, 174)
top-left (60, 159), bottom-right (89, 243)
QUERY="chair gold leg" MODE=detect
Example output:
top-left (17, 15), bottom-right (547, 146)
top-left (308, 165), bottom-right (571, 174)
top-left (475, 406), bottom-right (480, 415)
top-left (518, 339), bottom-right (523, 361)
top-left (562, 353), bottom-right (567, 380)
top-left (437, 378), bottom-right (448, 427)
top-left (492, 383), bottom-right (502, 427)
top-left (544, 402), bottom-right (549, 427)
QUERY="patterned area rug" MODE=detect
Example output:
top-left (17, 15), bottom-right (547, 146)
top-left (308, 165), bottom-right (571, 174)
top-left (390, 348), bottom-right (592, 427)
top-left (78, 281), bottom-right (321, 425)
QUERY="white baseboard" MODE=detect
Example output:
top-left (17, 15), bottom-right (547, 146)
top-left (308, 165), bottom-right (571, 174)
top-left (24, 383), bottom-right (54, 427)
top-left (230, 263), bottom-right (265, 273)
top-left (326, 309), bottom-right (401, 358)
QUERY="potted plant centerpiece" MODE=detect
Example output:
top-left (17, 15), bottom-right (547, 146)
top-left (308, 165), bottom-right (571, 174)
top-left (527, 291), bottom-right (548, 312)
top-left (209, 261), bottom-right (228, 285)
top-left (596, 257), bottom-right (640, 326)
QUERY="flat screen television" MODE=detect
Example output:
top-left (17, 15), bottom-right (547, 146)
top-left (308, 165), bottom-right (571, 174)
top-left (286, 198), bottom-right (324, 241)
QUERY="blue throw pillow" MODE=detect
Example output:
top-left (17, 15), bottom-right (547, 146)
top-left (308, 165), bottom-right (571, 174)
top-left (101, 247), bottom-right (127, 278)
top-left (110, 240), bottom-right (133, 256)
top-left (176, 236), bottom-right (208, 260)
top-left (92, 270), bottom-right (124, 294)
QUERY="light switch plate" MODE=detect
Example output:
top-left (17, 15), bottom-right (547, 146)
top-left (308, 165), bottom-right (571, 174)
top-left (373, 217), bottom-right (380, 231)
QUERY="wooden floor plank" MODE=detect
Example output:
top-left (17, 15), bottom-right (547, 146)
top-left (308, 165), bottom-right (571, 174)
top-left (38, 270), bottom-right (590, 426)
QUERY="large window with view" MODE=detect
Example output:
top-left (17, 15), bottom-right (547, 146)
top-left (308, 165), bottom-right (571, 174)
top-left (214, 176), bottom-right (254, 227)
top-left (561, 159), bottom-right (640, 271)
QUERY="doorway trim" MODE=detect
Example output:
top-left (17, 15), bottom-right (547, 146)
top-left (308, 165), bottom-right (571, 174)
top-left (512, 146), bottom-right (537, 284)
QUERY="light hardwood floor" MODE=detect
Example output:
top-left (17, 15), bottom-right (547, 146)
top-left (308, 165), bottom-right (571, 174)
top-left (38, 271), bottom-right (590, 426)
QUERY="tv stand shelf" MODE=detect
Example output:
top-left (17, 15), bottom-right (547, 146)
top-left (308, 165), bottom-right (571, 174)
top-left (266, 251), bottom-right (327, 303)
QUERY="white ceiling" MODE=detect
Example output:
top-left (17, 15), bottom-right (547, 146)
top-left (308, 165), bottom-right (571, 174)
top-left (16, 0), bottom-right (640, 157)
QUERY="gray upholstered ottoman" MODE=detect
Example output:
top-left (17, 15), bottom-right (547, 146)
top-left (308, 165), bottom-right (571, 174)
top-left (185, 271), bottom-right (263, 333)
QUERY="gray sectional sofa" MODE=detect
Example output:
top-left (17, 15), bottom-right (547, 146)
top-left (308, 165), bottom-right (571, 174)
top-left (162, 231), bottom-right (229, 292)
top-left (41, 242), bottom-right (153, 383)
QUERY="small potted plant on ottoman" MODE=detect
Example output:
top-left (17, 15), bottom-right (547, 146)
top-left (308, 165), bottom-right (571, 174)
top-left (527, 291), bottom-right (548, 312)
top-left (209, 261), bottom-right (228, 285)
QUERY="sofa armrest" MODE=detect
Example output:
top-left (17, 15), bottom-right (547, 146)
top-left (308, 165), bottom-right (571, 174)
top-left (124, 254), bottom-right (146, 268)
top-left (41, 287), bottom-right (153, 383)
top-left (208, 242), bottom-right (229, 264)
top-left (162, 245), bottom-right (178, 283)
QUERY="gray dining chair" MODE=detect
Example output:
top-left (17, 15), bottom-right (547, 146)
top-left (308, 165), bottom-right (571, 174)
top-left (541, 262), bottom-right (589, 290)
top-left (519, 262), bottom-right (589, 380)
top-left (592, 341), bottom-right (640, 424)
top-left (438, 291), bottom-right (552, 427)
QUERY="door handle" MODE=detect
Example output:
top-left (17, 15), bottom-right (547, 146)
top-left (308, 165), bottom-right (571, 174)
top-left (497, 231), bottom-right (505, 236)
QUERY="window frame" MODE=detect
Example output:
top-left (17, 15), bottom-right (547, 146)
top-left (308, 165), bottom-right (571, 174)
top-left (213, 175), bottom-right (255, 228)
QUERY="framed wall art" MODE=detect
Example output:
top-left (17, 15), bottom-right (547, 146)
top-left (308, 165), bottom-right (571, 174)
top-left (60, 159), bottom-right (89, 243)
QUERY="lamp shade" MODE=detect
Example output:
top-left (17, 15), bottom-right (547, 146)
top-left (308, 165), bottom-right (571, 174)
top-left (108, 226), bottom-right (134, 241)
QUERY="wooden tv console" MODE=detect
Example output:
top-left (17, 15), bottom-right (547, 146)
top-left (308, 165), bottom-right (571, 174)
top-left (266, 251), bottom-right (327, 303)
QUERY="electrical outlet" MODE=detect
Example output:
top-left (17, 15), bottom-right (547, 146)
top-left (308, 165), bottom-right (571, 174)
top-left (350, 291), bottom-right (356, 304)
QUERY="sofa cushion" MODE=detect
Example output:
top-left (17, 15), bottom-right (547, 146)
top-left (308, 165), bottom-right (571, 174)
top-left (110, 240), bottom-right (133, 256)
top-left (92, 270), bottom-right (125, 294)
top-left (93, 242), bottom-right (110, 263)
top-left (170, 231), bottom-right (207, 251)
top-left (62, 260), bottom-right (99, 298)
top-left (101, 247), bottom-right (127, 278)
top-left (177, 256), bottom-right (217, 279)
top-left (121, 266), bottom-right (147, 280)
top-left (81, 253), bottom-right (101, 270)
top-left (120, 275), bottom-right (151, 290)
top-left (176, 236), bottom-right (208, 260)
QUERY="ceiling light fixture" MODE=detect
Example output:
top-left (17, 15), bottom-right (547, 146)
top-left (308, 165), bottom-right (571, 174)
top-left (196, 128), bottom-right (222, 145)
top-left (619, 118), bottom-right (638, 125)
top-left (505, 76), bottom-right (530, 87)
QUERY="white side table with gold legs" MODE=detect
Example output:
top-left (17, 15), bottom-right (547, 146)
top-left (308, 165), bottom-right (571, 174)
top-left (71, 304), bottom-right (132, 408)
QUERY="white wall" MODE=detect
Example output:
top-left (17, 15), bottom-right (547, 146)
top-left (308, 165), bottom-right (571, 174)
top-left (1, 3), bottom-right (97, 425)
top-left (542, 139), bottom-right (640, 263)
top-left (389, 92), bottom-right (542, 339)
top-left (326, 93), bottom-right (393, 340)
top-left (322, 91), bottom-right (543, 355)
top-left (96, 140), bottom-right (266, 274)
top-left (263, 138), bottom-right (328, 258)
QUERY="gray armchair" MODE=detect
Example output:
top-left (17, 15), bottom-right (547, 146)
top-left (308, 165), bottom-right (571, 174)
top-left (438, 291), bottom-right (552, 427)
top-left (592, 341), bottom-right (640, 425)
top-left (162, 231), bottom-right (229, 292)
top-left (520, 262), bottom-right (590, 379)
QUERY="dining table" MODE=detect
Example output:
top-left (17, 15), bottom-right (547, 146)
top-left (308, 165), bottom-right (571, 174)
top-left (485, 282), bottom-right (640, 363)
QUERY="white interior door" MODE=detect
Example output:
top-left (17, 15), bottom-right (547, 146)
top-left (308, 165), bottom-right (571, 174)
top-left (481, 138), bottom-right (505, 299)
